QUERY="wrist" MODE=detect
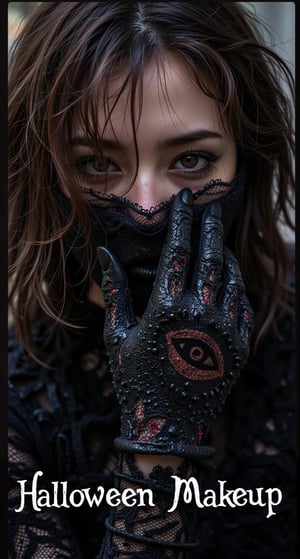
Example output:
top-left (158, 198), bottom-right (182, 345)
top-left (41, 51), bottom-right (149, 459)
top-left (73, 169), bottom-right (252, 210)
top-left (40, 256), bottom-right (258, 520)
top-left (133, 453), bottom-right (185, 477)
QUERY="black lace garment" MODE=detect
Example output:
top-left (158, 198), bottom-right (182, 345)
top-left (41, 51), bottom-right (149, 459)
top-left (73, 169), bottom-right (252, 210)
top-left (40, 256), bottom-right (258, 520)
top-left (8, 297), bottom-right (297, 559)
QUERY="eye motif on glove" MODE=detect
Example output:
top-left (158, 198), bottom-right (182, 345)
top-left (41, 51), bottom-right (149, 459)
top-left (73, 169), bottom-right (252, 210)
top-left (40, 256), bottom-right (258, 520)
top-left (97, 189), bottom-right (254, 458)
top-left (166, 330), bottom-right (223, 381)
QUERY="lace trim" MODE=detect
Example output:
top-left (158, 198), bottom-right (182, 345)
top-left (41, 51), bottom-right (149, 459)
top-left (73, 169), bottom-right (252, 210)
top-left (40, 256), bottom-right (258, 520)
top-left (80, 176), bottom-right (236, 214)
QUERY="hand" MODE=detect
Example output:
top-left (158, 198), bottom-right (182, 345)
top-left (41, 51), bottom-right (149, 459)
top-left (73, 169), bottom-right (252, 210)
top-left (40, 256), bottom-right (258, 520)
top-left (97, 189), bottom-right (254, 459)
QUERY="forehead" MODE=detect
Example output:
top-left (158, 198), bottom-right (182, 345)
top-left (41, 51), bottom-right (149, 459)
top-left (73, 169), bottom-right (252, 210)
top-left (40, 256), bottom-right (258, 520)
top-left (73, 53), bottom-right (227, 138)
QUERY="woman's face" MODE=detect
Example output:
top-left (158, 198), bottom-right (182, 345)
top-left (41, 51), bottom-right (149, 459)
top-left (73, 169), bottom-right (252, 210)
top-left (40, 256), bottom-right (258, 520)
top-left (71, 53), bottom-right (237, 209)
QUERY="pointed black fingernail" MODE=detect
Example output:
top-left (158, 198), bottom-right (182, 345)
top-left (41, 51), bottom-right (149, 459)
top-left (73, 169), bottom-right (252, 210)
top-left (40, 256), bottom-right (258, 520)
top-left (210, 201), bottom-right (222, 218)
top-left (181, 188), bottom-right (193, 206)
top-left (97, 246), bottom-right (110, 272)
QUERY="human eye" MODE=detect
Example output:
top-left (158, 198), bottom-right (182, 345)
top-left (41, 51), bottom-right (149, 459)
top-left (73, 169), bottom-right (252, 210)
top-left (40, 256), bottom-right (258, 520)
top-left (75, 155), bottom-right (120, 183)
top-left (170, 151), bottom-right (219, 179)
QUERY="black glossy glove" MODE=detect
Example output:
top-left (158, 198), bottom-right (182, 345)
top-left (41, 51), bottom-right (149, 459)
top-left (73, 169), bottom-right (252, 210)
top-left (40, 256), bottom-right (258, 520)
top-left (97, 189), bottom-right (254, 459)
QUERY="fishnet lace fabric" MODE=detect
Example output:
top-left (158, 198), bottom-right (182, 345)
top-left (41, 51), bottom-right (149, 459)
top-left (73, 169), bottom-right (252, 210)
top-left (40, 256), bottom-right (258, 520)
top-left (8, 292), bottom-right (297, 558)
top-left (8, 427), bottom-right (82, 559)
top-left (80, 176), bottom-right (236, 226)
top-left (8, 309), bottom-right (120, 558)
top-left (98, 454), bottom-right (205, 559)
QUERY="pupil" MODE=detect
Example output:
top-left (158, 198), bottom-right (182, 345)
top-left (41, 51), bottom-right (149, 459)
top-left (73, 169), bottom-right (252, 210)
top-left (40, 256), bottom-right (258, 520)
top-left (182, 155), bottom-right (197, 168)
top-left (190, 346), bottom-right (204, 361)
top-left (94, 158), bottom-right (105, 171)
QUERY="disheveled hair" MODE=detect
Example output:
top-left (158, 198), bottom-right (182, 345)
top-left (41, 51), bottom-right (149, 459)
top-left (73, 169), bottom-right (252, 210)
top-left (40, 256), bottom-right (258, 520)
top-left (8, 1), bottom-right (295, 357)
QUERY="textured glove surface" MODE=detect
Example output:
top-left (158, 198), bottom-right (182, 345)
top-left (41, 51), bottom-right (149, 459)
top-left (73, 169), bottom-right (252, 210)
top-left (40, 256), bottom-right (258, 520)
top-left (97, 189), bottom-right (254, 458)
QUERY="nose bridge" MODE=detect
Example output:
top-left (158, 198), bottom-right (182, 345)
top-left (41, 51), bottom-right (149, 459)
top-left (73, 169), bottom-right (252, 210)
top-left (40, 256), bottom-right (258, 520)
top-left (126, 167), bottom-right (162, 210)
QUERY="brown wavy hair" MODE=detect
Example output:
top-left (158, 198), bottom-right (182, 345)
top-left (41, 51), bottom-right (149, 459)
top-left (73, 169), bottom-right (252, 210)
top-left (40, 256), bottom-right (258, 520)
top-left (8, 1), bottom-right (295, 357)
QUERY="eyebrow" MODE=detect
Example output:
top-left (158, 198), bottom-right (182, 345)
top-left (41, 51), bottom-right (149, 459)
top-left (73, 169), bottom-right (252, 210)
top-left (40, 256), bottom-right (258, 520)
top-left (160, 130), bottom-right (223, 148)
top-left (70, 129), bottom-right (223, 150)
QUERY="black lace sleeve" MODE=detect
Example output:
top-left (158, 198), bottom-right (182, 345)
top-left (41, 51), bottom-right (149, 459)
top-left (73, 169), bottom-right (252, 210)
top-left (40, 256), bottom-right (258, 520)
top-left (8, 317), bottom-right (120, 559)
top-left (97, 453), bottom-right (212, 559)
top-left (8, 386), bottom-right (85, 559)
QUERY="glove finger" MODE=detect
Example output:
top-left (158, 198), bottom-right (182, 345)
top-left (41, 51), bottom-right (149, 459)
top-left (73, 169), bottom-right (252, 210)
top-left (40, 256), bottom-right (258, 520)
top-left (153, 188), bottom-right (193, 301)
top-left (239, 298), bottom-right (255, 349)
top-left (97, 246), bottom-right (136, 332)
top-left (219, 247), bottom-right (245, 325)
top-left (192, 201), bottom-right (224, 305)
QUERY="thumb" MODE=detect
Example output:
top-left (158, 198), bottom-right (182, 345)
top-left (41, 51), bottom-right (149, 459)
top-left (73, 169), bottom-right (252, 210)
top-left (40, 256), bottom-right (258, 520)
top-left (97, 246), bottom-right (136, 334)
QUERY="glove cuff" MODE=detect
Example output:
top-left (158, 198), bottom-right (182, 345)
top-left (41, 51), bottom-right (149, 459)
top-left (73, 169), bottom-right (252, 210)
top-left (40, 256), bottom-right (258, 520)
top-left (114, 435), bottom-right (216, 462)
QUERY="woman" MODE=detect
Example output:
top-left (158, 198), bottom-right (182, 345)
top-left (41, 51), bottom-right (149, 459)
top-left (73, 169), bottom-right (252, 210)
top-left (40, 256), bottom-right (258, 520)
top-left (8, 2), bottom-right (295, 558)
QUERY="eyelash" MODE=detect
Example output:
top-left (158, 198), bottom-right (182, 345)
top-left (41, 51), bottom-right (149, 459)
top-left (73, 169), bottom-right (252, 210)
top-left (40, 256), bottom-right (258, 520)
top-left (75, 156), bottom-right (119, 177)
top-left (75, 150), bottom-right (219, 183)
top-left (170, 150), bottom-right (219, 178)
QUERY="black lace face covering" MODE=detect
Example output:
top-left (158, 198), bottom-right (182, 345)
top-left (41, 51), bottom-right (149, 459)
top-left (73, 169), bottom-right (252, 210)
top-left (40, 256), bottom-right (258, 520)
top-left (62, 165), bottom-right (246, 316)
